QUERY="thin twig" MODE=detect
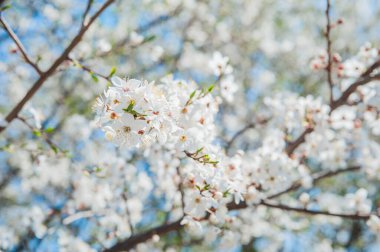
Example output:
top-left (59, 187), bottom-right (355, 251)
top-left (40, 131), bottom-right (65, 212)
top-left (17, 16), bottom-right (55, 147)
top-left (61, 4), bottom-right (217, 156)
top-left (225, 123), bottom-right (255, 153)
top-left (285, 127), bottom-right (313, 155)
top-left (66, 56), bottom-right (110, 81)
top-left (121, 192), bottom-right (135, 235)
top-left (286, 72), bottom-right (380, 156)
top-left (82, 0), bottom-right (94, 26)
top-left (0, 14), bottom-right (42, 75)
top-left (267, 166), bottom-right (361, 199)
top-left (325, 0), bottom-right (334, 106)
top-left (330, 73), bottom-right (380, 111)
top-left (225, 118), bottom-right (269, 154)
top-left (0, 0), bottom-right (116, 134)
top-left (260, 200), bottom-right (372, 220)
top-left (103, 219), bottom-right (183, 252)
top-left (96, 6), bottom-right (182, 58)
top-left (17, 116), bottom-right (64, 153)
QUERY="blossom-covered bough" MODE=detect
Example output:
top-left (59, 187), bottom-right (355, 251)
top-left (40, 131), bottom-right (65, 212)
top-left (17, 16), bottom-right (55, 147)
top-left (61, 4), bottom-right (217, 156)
top-left (1, 0), bottom-right (380, 251)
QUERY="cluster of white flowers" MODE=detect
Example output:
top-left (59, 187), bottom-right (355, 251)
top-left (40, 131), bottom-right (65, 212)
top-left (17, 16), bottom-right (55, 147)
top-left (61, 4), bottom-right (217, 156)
top-left (209, 51), bottom-right (238, 103)
top-left (341, 43), bottom-right (379, 78)
top-left (2, 0), bottom-right (380, 250)
top-left (367, 215), bottom-right (380, 234)
top-left (94, 75), bottom-right (218, 152)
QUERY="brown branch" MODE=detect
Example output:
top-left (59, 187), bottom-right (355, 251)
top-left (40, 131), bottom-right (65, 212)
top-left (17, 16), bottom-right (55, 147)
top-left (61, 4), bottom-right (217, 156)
top-left (325, 0), bottom-right (334, 106)
top-left (260, 200), bottom-right (372, 220)
top-left (0, 14), bottom-right (42, 75)
top-left (96, 7), bottom-right (182, 58)
top-left (360, 58), bottom-right (380, 77)
top-left (14, 206), bottom-right (62, 251)
top-left (228, 166), bottom-right (361, 210)
top-left (225, 118), bottom-right (270, 154)
top-left (286, 72), bottom-right (380, 156)
top-left (0, 0), bottom-right (116, 134)
top-left (121, 192), bottom-right (135, 235)
top-left (330, 73), bottom-right (380, 111)
top-left (104, 166), bottom-right (361, 252)
top-left (284, 0), bottom-right (380, 156)
top-left (267, 165), bottom-right (360, 199)
top-left (285, 127), bottom-right (313, 155)
top-left (82, 0), bottom-right (94, 26)
top-left (225, 123), bottom-right (255, 153)
top-left (0, 169), bottom-right (18, 192)
top-left (103, 219), bottom-right (182, 252)
top-left (345, 221), bottom-right (361, 248)
top-left (66, 56), bottom-right (110, 81)
top-left (17, 116), bottom-right (64, 153)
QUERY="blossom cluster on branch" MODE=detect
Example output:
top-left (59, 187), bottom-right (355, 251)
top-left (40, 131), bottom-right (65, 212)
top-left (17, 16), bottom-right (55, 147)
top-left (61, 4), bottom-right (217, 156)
top-left (1, 0), bottom-right (380, 251)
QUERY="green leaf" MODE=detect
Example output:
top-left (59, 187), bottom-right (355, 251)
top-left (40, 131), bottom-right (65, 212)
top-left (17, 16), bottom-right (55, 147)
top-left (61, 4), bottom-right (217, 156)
top-left (196, 147), bottom-right (204, 154)
top-left (223, 189), bottom-right (230, 197)
top-left (0, 4), bottom-right (11, 12)
top-left (109, 66), bottom-right (117, 77)
top-left (207, 84), bottom-right (215, 93)
top-left (0, 144), bottom-right (11, 152)
top-left (72, 59), bottom-right (81, 68)
top-left (90, 72), bottom-right (99, 83)
top-left (203, 184), bottom-right (210, 191)
top-left (123, 101), bottom-right (135, 113)
top-left (44, 127), bottom-right (55, 134)
top-left (36, 55), bottom-right (42, 63)
top-left (51, 145), bottom-right (58, 154)
top-left (143, 35), bottom-right (156, 43)
top-left (123, 101), bottom-right (147, 118)
top-left (63, 150), bottom-right (72, 158)
top-left (189, 90), bottom-right (196, 99)
top-left (33, 130), bottom-right (41, 137)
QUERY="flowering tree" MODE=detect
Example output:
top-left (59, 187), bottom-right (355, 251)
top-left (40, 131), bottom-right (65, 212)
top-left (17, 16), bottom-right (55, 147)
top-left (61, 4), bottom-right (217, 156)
top-left (1, 0), bottom-right (380, 251)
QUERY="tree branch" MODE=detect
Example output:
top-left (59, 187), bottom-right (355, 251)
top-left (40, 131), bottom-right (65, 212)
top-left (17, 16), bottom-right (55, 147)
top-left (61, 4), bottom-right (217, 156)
top-left (0, 0), bottom-right (116, 134)
top-left (330, 73), bottom-right (380, 110)
top-left (0, 14), bottom-right (42, 75)
top-left (325, 0), bottom-right (334, 106)
top-left (228, 166), bottom-right (361, 210)
top-left (285, 127), bottom-right (313, 155)
top-left (105, 166), bottom-right (361, 251)
top-left (260, 200), bottom-right (372, 220)
top-left (103, 219), bottom-right (183, 252)
top-left (286, 71), bottom-right (380, 156)
top-left (82, 0), bottom-right (94, 26)
top-left (66, 56), bottom-right (110, 81)
top-left (225, 123), bottom-right (255, 153)
top-left (121, 192), bottom-right (135, 235)
top-left (360, 58), bottom-right (380, 77)
top-left (17, 116), bottom-right (64, 153)
top-left (96, 6), bottom-right (181, 58)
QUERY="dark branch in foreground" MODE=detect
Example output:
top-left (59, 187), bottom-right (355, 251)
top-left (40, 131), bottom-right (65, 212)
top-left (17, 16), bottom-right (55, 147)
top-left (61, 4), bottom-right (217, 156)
top-left (104, 219), bottom-right (182, 252)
